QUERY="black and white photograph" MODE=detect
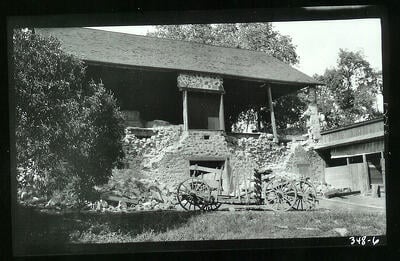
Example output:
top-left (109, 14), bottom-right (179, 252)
top-left (7, 6), bottom-right (388, 256)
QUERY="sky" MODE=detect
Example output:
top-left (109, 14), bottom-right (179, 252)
top-left (87, 18), bottom-right (383, 111)
top-left (87, 18), bottom-right (382, 77)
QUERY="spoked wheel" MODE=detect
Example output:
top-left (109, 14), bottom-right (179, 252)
top-left (293, 180), bottom-right (317, 211)
top-left (264, 177), bottom-right (297, 211)
top-left (176, 178), bottom-right (211, 211)
top-left (203, 196), bottom-right (222, 211)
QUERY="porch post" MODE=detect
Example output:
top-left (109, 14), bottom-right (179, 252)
top-left (362, 154), bottom-right (370, 195)
top-left (346, 157), bottom-right (351, 189)
top-left (219, 94), bottom-right (225, 131)
top-left (381, 151), bottom-right (385, 190)
top-left (183, 90), bottom-right (188, 131)
top-left (267, 85), bottom-right (278, 142)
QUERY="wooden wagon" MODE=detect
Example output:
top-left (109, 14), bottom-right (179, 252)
top-left (176, 165), bottom-right (318, 211)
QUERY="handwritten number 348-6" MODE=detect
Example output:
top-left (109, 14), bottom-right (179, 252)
top-left (349, 236), bottom-right (380, 246)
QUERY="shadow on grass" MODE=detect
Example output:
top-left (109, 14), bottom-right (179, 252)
top-left (13, 205), bottom-right (202, 255)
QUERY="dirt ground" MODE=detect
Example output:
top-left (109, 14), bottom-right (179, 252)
top-left (317, 194), bottom-right (386, 213)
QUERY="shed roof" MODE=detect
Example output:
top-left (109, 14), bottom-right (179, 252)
top-left (35, 27), bottom-right (321, 86)
top-left (315, 118), bottom-right (384, 150)
top-left (320, 117), bottom-right (384, 135)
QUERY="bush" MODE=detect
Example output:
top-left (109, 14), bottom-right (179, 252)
top-left (13, 29), bottom-right (124, 204)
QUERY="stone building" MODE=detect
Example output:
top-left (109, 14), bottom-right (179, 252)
top-left (36, 27), bottom-right (322, 193)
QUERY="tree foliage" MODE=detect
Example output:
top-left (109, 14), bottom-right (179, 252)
top-left (14, 29), bottom-right (125, 203)
top-left (315, 49), bottom-right (383, 129)
top-left (274, 93), bottom-right (308, 129)
top-left (149, 23), bottom-right (305, 132)
top-left (149, 23), bottom-right (299, 65)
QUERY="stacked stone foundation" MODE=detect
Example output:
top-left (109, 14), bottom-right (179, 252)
top-left (122, 126), bottom-right (325, 189)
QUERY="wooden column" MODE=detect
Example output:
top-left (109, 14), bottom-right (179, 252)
top-left (219, 94), bottom-right (225, 131)
top-left (381, 151), bottom-right (385, 190)
top-left (362, 154), bottom-right (370, 195)
top-left (346, 157), bottom-right (352, 189)
top-left (182, 90), bottom-right (188, 131)
top-left (267, 85), bottom-right (278, 142)
top-left (224, 158), bottom-right (232, 194)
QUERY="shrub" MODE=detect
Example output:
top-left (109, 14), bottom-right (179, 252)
top-left (13, 29), bottom-right (124, 203)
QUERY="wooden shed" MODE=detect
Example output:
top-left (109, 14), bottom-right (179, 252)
top-left (315, 118), bottom-right (385, 196)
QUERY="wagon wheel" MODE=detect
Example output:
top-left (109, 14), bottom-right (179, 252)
top-left (203, 196), bottom-right (222, 211)
top-left (293, 180), bottom-right (317, 211)
top-left (264, 177), bottom-right (297, 211)
top-left (176, 178), bottom-right (211, 211)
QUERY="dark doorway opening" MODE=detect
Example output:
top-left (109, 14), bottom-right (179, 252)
top-left (366, 153), bottom-right (383, 185)
top-left (189, 160), bottom-right (226, 190)
top-left (187, 92), bottom-right (221, 130)
top-left (326, 157), bottom-right (347, 167)
top-left (189, 160), bottom-right (225, 176)
top-left (86, 65), bottom-right (182, 125)
top-left (349, 155), bottom-right (363, 164)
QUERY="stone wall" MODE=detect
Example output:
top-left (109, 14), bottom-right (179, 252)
top-left (149, 130), bottom-right (231, 185)
top-left (231, 134), bottom-right (290, 170)
top-left (122, 126), bottom-right (325, 189)
top-left (122, 125), bottom-right (183, 174)
top-left (303, 104), bottom-right (321, 141)
top-left (283, 141), bottom-right (325, 182)
top-left (177, 73), bottom-right (224, 92)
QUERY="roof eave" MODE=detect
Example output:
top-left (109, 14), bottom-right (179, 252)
top-left (84, 59), bottom-right (321, 87)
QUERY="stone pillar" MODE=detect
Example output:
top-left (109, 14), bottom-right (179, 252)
top-left (321, 159), bottom-right (327, 184)
top-left (307, 87), bottom-right (321, 141)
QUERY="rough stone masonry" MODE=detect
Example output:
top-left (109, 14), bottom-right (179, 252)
top-left (122, 125), bottom-right (325, 191)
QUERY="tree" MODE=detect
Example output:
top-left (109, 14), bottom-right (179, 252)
top-left (315, 49), bottom-right (383, 129)
top-left (13, 29), bottom-right (125, 203)
top-left (149, 23), bottom-right (305, 132)
top-left (149, 23), bottom-right (299, 65)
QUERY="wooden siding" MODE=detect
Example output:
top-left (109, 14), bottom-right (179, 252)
top-left (316, 119), bottom-right (384, 149)
top-left (325, 165), bottom-right (352, 189)
top-left (331, 139), bottom-right (384, 158)
top-left (349, 163), bottom-right (369, 193)
top-left (325, 163), bottom-right (368, 193)
top-left (369, 164), bottom-right (383, 185)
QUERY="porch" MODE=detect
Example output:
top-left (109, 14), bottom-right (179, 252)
top-left (37, 27), bottom-right (321, 141)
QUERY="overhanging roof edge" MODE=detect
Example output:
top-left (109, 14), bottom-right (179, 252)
top-left (36, 27), bottom-right (320, 87)
top-left (314, 131), bottom-right (384, 150)
top-left (84, 59), bottom-right (321, 87)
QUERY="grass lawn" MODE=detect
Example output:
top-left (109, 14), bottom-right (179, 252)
top-left (74, 210), bottom-right (385, 243)
top-left (14, 206), bottom-right (386, 253)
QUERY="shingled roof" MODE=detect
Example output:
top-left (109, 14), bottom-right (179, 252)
top-left (36, 27), bottom-right (320, 86)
